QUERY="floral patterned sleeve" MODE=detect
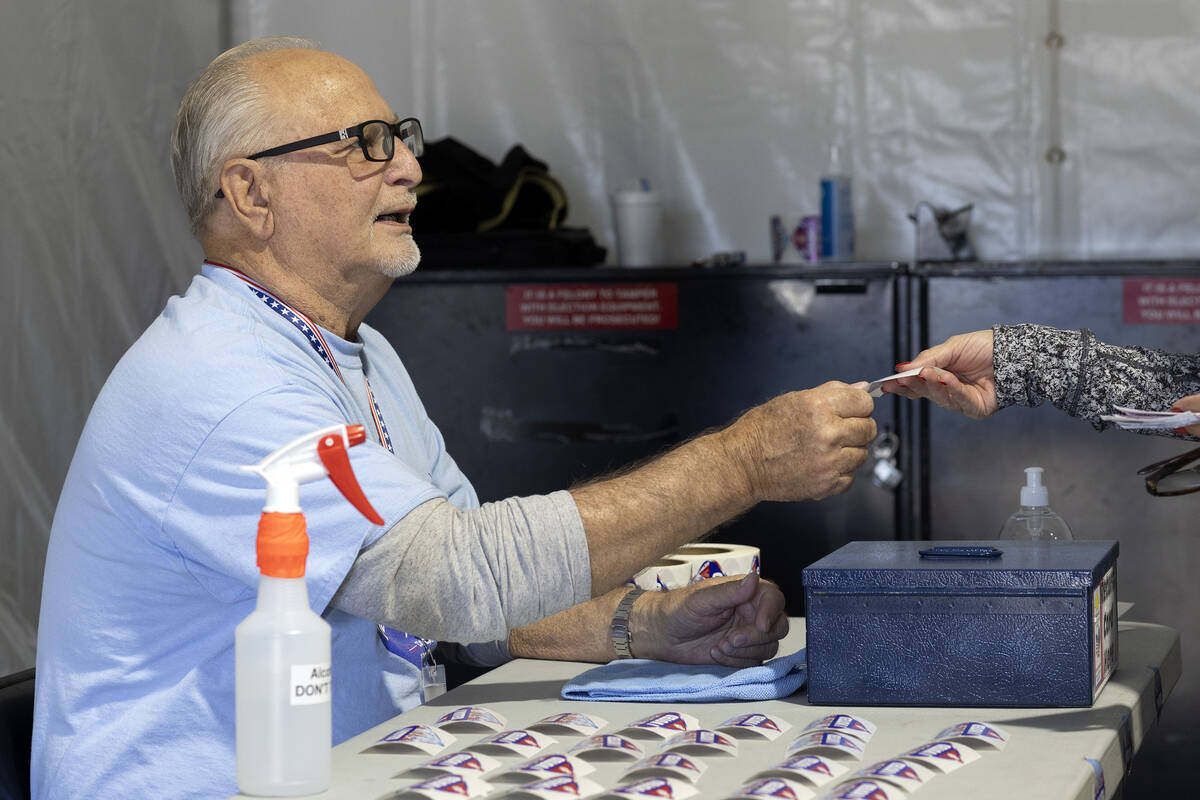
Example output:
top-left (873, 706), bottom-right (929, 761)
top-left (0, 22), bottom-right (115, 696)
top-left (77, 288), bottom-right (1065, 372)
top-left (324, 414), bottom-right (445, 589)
top-left (992, 323), bottom-right (1200, 435)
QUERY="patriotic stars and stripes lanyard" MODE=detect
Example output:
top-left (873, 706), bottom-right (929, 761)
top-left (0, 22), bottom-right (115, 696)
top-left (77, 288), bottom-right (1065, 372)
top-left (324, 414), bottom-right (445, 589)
top-left (208, 261), bottom-right (440, 678)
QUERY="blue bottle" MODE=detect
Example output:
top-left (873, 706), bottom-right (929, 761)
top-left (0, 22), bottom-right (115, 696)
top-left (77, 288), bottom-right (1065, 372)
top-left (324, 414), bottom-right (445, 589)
top-left (820, 143), bottom-right (854, 260)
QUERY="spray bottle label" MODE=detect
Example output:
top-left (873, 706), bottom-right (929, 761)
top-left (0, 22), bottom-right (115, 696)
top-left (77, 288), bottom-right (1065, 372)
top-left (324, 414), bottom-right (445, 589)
top-left (291, 663), bottom-right (332, 705)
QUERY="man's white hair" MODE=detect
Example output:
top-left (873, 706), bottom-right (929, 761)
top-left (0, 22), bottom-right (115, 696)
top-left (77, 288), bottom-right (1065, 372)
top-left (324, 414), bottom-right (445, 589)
top-left (170, 35), bottom-right (321, 237)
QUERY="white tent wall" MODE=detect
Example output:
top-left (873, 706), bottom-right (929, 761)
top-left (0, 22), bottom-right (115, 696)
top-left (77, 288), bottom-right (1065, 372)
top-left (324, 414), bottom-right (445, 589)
top-left (235, 0), bottom-right (1200, 264)
top-left (0, 0), bottom-right (219, 674)
top-left (1, 0), bottom-right (1197, 791)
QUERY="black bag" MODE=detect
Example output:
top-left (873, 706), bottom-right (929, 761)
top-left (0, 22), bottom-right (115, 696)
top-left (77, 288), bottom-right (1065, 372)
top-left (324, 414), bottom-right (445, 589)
top-left (412, 138), bottom-right (605, 268)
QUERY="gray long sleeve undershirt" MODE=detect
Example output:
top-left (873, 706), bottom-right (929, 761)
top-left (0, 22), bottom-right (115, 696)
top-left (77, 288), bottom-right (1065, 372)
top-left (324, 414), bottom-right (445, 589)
top-left (330, 489), bottom-right (591, 653)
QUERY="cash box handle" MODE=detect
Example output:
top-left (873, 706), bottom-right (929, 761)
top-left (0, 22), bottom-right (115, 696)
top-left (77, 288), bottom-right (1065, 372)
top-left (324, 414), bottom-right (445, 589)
top-left (918, 545), bottom-right (1003, 559)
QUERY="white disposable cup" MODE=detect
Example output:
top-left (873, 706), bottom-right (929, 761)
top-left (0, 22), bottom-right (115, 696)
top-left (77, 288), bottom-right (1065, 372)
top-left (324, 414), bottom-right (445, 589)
top-left (611, 190), bottom-right (664, 267)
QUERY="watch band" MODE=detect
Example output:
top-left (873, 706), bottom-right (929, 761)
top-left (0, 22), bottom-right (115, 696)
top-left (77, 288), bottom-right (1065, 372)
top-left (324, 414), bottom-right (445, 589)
top-left (610, 587), bottom-right (646, 659)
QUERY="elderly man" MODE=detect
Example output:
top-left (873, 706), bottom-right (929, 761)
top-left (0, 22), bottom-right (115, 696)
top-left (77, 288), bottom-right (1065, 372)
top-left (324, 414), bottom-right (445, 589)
top-left (32, 36), bottom-right (876, 798)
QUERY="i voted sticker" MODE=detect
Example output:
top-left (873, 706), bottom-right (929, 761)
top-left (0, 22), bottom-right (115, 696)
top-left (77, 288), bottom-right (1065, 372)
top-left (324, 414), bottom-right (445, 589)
top-left (503, 775), bottom-right (604, 800)
top-left (492, 753), bottom-right (595, 783)
top-left (752, 754), bottom-right (847, 787)
top-left (727, 777), bottom-right (816, 800)
top-left (623, 752), bottom-right (708, 783)
top-left (569, 734), bottom-right (644, 762)
top-left (661, 729), bottom-right (738, 757)
top-left (433, 706), bottom-right (507, 733)
top-left (372, 724), bottom-right (456, 755)
top-left (401, 751), bottom-right (502, 779)
top-left (935, 721), bottom-right (1009, 749)
top-left (530, 712), bottom-right (609, 736)
top-left (853, 759), bottom-right (934, 790)
top-left (799, 714), bottom-right (877, 742)
top-left (471, 729), bottom-right (555, 756)
top-left (786, 732), bottom-right (865, 760)
top-left (603, 777), bottom-right (698, 800)
top-left (394, 773), bottom-right (493, 799)
top-left (717, 712), bottom-right (792, 741)
top-left (823, 778), bottom-right (901, 800)
top-left (620, 712), bottom-right (699, 739)
top-left (901, 740), bottom-right (980, 772)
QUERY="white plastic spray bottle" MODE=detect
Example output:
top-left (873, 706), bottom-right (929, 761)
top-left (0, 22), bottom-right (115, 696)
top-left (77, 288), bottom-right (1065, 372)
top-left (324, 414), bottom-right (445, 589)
top-left (999, 466), bottom-right (1074, 541)
top-left (236, 423), bottom-right (384, 796)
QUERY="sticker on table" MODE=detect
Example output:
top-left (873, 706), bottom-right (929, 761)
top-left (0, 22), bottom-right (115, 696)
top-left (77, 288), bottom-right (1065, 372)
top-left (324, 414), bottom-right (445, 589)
top-left (433, 706), bottom-right (508, 733)
top-left (726, 777), bottom-right (817, 800)
top-left (371, 724), bottom-right (457, 755)
top-left (852, 759), bottom-right (934, 791)
top-left (569, 734), bottom-right (644, 762)
top-left (901, 741), bottom-right (980, 772)
top-left (799, 714), bottom-right (877, 742)
top-left (822, 778), bottom-right (903, 800)
top-left (393, 773), bottom-right (493, 799)
top-left (716, 712), bottom-right (792, 741)
top-left (400, 750), bottom-right (503, 779)
top-left (752, 754), bottom-right (848, 787)
top-left (492, 753), bottom-right (596, 783)
top-left (785, 732), bottom-right (865, 760)
top-left (600, 777), bottom-right (698, 800)
top-left (661, 729), bottom-right (738, 757)
top-left (470, 729), bottom-right (556, 757)
top-left (623, 752), bottom-right (708, 783)
top-left (503, 775), bottom-right (604, 800)
top-left (530, 712), bottom-right (609, 736)
top-left (934, 721), bottom-right (1009, 749)
top-left (620, 712), bottom-right (699, 739)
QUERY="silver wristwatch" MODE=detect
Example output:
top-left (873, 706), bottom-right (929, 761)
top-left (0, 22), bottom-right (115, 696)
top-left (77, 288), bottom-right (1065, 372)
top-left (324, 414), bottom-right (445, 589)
top-left (610, 587), bottom-right (646, 659)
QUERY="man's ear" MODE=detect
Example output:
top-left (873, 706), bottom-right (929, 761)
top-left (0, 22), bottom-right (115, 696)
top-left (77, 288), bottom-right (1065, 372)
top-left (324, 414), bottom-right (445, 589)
top-left (217, 159), bottom-right (274, 240)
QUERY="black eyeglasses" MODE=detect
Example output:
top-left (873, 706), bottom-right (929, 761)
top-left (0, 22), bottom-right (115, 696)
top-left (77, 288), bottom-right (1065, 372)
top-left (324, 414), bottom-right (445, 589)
top-left (215, 117), bottom-right (423, 198)
top-left (1138, 446), bottom-right (1200, 496)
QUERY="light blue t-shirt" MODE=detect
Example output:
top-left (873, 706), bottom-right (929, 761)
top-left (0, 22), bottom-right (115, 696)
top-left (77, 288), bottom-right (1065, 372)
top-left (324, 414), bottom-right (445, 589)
top-left (32, 264), bottom-right (479, 799)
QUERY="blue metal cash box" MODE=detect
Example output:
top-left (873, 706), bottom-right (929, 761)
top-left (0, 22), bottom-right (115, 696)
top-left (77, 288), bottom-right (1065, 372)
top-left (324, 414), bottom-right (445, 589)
top-left (802, 540), bottom-right (1119, 707)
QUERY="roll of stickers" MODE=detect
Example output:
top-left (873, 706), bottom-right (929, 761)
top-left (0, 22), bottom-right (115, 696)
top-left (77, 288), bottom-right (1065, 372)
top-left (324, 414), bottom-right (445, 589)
top-left (630, 544), bottom-right (761, 591)
top-left (674, 543), bottom-right (761, 583)
top-left (631, 558), bottom-right (693, 592)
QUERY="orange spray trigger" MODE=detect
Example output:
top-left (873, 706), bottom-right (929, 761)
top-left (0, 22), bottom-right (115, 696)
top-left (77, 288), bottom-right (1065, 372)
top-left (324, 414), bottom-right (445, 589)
top-left (317, 433), bottom-right (385, 525)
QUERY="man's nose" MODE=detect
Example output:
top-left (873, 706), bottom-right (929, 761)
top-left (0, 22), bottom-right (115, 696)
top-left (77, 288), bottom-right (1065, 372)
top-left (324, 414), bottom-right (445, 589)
top-left (385, 145), bottom-right (422, 187)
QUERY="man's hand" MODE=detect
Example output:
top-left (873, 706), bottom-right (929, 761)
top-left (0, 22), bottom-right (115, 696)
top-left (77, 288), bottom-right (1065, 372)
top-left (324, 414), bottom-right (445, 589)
top-left (631, 572), bottom-right (788, 667)
top-left (1173, 394), bottom-right (1200, 437)
top-left (721, 382), bottom-right (876, 503)
top-left (886, 329), bottom-right (999, 420)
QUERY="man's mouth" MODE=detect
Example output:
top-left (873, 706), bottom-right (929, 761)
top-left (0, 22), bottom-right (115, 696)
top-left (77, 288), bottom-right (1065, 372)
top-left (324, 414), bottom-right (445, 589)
top-left (375, 211), bottom-right (411, 224)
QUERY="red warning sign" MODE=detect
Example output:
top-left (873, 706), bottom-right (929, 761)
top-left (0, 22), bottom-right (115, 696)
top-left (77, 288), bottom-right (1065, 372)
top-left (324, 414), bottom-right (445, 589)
top-left (1123, 277), bottom-right (1200, 324)
top-left (506, 283), bottom-right (678, 330)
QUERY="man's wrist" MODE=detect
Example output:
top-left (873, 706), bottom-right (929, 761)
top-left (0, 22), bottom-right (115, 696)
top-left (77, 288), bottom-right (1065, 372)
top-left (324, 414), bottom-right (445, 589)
top-left (610, 587), bottom-right (647, 659)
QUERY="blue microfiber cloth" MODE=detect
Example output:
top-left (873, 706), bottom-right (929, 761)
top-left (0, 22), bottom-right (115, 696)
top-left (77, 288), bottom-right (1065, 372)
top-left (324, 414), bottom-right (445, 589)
top-left (561, 649), bottom-right (807, 702)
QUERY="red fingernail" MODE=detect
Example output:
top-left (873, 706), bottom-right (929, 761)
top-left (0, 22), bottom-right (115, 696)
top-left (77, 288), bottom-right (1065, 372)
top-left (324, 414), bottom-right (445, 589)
top-left (895, 362), bottom-right (911, 369)
top-left (1172, 406), bottom-right (1183, 413)
top-left (1174, 427), bottom-right (1189, 436)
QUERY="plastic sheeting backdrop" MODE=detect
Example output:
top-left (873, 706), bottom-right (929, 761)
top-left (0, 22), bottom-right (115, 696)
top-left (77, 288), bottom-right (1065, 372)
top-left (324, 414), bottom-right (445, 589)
top-left (5, 0), bottom-right (1200, 673)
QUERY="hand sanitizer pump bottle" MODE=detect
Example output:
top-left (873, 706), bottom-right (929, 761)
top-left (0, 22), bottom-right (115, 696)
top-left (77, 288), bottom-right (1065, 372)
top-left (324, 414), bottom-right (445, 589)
top-left (999, 466), bottom-right (1074, 541)
top-left (236, 424), bottom-right (384, 796)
